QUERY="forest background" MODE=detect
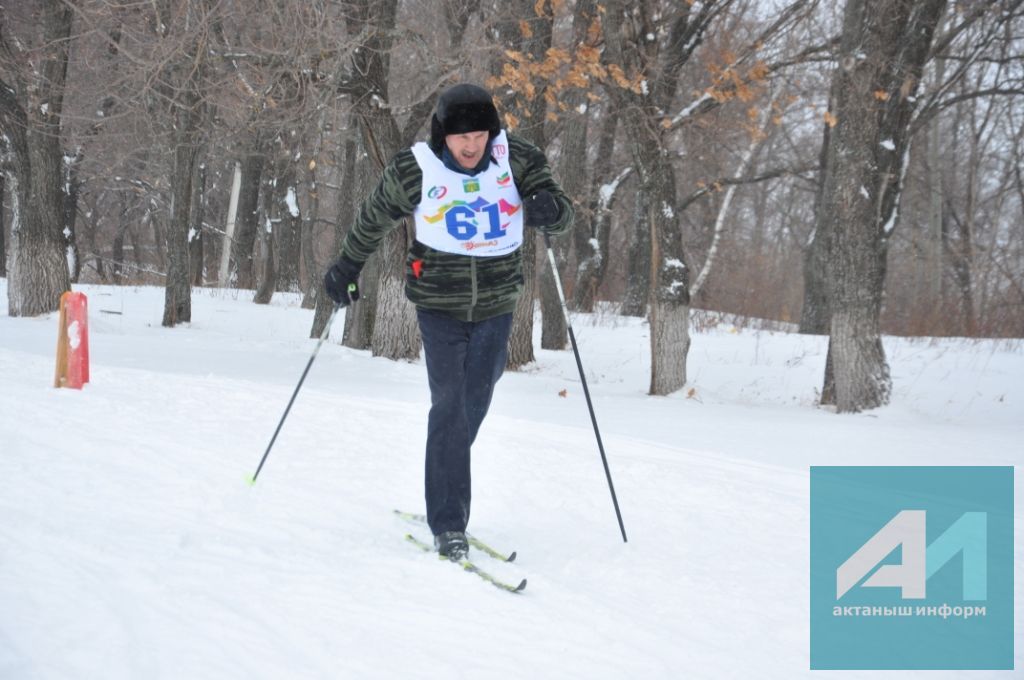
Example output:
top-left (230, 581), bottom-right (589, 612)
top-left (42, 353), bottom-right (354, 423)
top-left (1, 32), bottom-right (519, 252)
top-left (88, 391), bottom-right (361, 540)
top-left (2, 0), bottom-right (1022, 413)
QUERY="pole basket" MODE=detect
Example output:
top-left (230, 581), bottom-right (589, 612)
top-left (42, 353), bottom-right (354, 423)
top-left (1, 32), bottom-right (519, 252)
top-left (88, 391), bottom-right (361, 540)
top-left (54, 291), bottom-right (90, 389)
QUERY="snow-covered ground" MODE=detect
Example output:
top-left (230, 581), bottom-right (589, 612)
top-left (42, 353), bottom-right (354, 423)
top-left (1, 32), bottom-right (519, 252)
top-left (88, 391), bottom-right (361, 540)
top-left (1, 280), bottom-right (1020, 679)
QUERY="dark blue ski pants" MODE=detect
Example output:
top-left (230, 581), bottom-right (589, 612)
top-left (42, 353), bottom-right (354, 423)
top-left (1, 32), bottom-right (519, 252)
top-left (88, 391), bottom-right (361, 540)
top-left (417, 308), bottom-right (513, 536)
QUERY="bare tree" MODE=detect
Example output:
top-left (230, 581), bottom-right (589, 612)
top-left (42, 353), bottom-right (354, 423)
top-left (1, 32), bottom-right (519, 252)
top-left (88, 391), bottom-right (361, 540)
top-left (0, 174), bottom-right (6, 277)
top-left (6, 0), bottom-right (1017, 371)
top-left (300, 111), bottom-right (329, 310)
top-left (192, 0), bottom-right (340, 302)
top-left (540, 0), bottom-right (604, 350)
top-left (320, 132), bottom-right (364, 341)
top-left (158, 1), bottom-right (213, 327)
top-left (63, 148), bottom-right (83, 282)
top-left (274, 149), bottom-right (302, 293)
top-left (190, 160), bottom-right (207, 286)
top-left (325, 0), bottom-right (480, 357)
top-left (0, 0), bottom-right (74, 316)
top-left (817, 0), bottom-right (947, 411)
top-left (230, 142), bottom-right (265, 289)
top-left (601, 0), bottom-right (729, 394)
top-left (572, 109), bottom-right (622, 312)
top-left (802, 0), bottom-right (1024, 339)
top-left (253, 152), bottom-right (277, 305)
top-left (337, 0), bottom-right (420, 359)
top-left (485, 0), bottom-right (555, 369)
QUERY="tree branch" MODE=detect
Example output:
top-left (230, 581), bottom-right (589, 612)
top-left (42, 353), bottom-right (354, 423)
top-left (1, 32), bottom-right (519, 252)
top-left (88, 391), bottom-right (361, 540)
top-left (677, 163), bottom-right (816, 212)
top-left (399, 90), bottom-right (440, 148)
top-left (928, 0), bottom-right (1022, 60)
top-left (668, 1), bottom-right (830, 132)
top-left (912, 86), bottom-right (1024, 136)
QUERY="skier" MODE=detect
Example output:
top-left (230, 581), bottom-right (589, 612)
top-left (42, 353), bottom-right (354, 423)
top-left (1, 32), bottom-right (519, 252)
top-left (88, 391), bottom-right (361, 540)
top-left (324, 83), bottom-right (574, 561)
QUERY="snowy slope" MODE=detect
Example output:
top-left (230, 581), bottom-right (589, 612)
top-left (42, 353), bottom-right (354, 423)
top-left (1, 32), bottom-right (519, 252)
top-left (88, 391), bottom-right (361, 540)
top-left (0, 280), bottom-right (1020, 679)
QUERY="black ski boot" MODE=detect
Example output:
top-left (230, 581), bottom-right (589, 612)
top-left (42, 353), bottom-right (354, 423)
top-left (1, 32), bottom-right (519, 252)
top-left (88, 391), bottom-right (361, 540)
top-left (434, 531), bottom-right (469, 561)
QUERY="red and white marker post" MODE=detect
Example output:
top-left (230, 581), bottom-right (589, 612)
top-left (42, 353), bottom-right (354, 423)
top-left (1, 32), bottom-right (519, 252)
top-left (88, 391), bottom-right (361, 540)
top-left (54, 291), bottom-right (90, 389)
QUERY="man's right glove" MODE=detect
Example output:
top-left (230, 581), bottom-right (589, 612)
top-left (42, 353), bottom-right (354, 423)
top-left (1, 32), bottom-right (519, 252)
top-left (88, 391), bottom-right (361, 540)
top-left (324, 256), bottom-right (362, 307)
top-left (522, 189), bottom-right (560, 230)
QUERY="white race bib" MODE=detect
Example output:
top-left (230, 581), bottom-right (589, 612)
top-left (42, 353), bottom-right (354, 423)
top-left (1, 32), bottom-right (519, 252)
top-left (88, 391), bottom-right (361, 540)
top-left (411, 131), bottom-right (523, 257)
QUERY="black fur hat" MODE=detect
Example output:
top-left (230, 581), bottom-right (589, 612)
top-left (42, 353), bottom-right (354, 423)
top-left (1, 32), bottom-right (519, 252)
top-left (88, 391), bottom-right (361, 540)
top-left (429, 83), bottom-right (501, 153)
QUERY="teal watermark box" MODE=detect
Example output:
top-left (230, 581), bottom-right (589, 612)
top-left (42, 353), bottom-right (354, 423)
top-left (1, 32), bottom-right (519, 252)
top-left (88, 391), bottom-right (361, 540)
top-left (810, 466), bottom-right (1013, 670)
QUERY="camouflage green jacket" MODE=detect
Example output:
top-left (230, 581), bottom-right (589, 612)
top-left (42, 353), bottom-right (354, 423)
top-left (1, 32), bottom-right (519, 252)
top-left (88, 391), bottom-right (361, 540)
top-left (339, 133), bottom-right (574, 322)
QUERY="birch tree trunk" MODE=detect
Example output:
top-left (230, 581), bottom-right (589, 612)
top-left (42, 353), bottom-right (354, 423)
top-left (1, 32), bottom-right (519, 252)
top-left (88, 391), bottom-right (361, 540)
top-left (219, 161), bottom-right (242, 287)
top-left (689, 106), bottom-right (771, 301)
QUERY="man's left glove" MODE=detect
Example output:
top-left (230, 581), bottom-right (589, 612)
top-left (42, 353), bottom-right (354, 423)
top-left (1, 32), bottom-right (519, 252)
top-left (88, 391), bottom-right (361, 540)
top-left (523, 189), bottom-right (560, 230)
top-left (324, 255), bottom-right (363, 307)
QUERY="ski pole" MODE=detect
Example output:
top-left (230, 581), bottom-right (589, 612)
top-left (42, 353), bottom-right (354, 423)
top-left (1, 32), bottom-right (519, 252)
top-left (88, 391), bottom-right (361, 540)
top-left (248, 290), bottom-right (351, 485)
top-left (542, 231), bottom-right (628, 543)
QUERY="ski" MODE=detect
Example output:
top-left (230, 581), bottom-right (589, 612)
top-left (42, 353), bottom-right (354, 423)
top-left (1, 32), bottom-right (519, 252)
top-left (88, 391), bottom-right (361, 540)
top-left (404, 533), bottom-right (527, 593)
top-left (393, 509), bottom-right (517, 563)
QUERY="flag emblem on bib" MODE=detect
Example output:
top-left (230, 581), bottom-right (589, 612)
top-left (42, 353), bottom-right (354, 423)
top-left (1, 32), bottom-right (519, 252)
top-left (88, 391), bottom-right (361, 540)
top-left (462, 178), bottom-right (480, 193)
top-left (496, 172), bottom-right (511, 187)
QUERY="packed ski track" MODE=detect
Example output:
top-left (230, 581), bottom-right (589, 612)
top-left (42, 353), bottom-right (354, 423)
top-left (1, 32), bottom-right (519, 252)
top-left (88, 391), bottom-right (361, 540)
top-left (1, 281), bottom-right (1021, 679)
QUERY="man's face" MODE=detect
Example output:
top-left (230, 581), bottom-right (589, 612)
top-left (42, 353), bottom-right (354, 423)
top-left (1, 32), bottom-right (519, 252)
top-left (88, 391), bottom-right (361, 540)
top-left (445, 130), bottom-right (489, 170)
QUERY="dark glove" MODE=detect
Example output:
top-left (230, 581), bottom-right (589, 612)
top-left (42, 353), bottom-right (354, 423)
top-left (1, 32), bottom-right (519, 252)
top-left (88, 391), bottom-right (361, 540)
top-left (324, 256), bottom-right (362, 307)
top-left (522, 189), bottom-right (560, 230)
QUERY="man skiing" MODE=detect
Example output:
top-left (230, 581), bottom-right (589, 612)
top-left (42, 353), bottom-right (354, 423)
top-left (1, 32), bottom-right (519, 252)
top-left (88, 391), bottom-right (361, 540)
top-left (324, 83), bottom-right (574, 561)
